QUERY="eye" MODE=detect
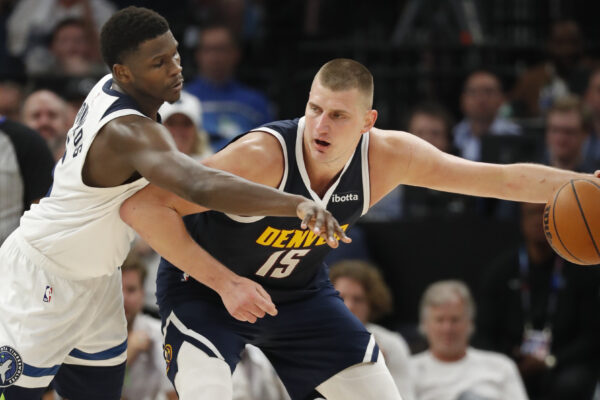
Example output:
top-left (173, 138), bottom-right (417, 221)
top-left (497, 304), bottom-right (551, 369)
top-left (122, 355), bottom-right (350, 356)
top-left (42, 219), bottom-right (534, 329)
top-left (153, 59), bottom-right (164, 68)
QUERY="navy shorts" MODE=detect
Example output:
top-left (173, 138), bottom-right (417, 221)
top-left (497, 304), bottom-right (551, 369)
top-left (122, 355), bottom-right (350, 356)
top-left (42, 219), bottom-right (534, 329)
top-left (160, 286), bottom-right (379, 400)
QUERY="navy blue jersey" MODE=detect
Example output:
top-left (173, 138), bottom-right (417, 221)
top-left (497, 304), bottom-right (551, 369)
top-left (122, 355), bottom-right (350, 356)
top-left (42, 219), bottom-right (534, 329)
top-left (157, 117), bottom-right (370, 305)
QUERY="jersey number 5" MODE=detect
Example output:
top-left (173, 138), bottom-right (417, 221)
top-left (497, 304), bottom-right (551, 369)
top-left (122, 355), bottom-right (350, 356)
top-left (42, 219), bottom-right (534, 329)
top-left (255, 249), bottom-right (310, 279)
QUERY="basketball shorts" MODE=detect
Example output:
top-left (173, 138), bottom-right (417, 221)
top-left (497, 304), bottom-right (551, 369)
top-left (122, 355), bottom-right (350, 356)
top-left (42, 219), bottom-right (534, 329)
top-left (160, 285), bottom-right (379, 400)
top-left (0, 231), bottom-right (127, 399)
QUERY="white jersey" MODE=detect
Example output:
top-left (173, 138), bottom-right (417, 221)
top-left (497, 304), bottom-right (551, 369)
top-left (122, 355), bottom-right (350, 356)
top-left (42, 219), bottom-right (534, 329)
top-left (19, 74), bottom-right (149, 280)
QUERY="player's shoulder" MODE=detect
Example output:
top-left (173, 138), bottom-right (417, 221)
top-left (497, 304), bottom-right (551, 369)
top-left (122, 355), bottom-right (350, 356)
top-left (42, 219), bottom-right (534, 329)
top-left (257, 118), bottom-right (301, 135)
top-left (101, 114), bottom-right (164, 151)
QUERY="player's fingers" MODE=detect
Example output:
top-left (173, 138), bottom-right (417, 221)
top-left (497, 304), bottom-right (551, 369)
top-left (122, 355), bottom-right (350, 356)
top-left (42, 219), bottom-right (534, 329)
top-left (312, 209), bottom-right (325, 235)
top-left (301, 209), bottom-right (314, 230)
top-left (255, 285), bottom-right (278, 316)
top-left (247, 304), bottom-right (266, 319)
top-left (325, 216), bottom-right (339, 248)
top-left (335, 224), bottom-right (352, 244)
top-left (241, 311), bottom-right (257, 324)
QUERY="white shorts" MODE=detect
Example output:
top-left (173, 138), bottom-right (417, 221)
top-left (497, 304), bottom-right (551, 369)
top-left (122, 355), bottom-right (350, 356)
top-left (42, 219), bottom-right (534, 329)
top-left (0, 230), bottom-right (127, 389)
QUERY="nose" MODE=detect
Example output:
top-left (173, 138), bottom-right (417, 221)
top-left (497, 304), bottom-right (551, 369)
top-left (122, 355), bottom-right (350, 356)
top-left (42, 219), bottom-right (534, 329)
top-left (169, 57), bottom-right (183, 77)
top-left (315, 114), bottom-right (329, 133)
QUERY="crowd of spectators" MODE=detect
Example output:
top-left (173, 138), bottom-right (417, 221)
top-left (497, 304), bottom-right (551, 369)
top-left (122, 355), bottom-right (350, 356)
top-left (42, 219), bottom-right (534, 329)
top-left (2, 1), bottom-right (600, 399)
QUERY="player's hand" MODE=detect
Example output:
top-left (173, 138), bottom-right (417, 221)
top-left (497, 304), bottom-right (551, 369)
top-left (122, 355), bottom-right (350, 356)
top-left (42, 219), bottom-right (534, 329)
top-left (296, 200), bottom-right (352, 248)
top-left (219, 276), bottom-right (278, 323)
top-left (594, 170), bottom-right (600, 178)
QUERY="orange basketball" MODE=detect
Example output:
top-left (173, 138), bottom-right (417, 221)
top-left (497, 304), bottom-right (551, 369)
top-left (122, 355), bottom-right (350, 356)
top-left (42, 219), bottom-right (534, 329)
top-left (543, 179), bottom-right (600, 265)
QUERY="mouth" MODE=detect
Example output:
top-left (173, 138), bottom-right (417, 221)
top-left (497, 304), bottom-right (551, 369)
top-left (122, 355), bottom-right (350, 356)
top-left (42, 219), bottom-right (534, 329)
top-left (314, 138), bottom-right (330, 151)
top-left (171, 77), bottom-right (184, 90)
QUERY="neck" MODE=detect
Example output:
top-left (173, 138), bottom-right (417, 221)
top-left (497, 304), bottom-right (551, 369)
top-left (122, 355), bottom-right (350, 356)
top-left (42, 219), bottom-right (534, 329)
top-left (113, 82), bottom-right (161, 121)
top-left (527, 241), bottom-right (554, 265)
top-left (468, 118), bottom-right (493, 137)
top-left (431, 349), bottom-right (467, 362)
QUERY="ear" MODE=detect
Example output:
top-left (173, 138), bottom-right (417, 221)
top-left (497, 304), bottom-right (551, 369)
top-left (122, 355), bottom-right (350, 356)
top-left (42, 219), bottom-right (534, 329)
top-left (360, 109), bottom-right (378, 134)
top-left (112, 63), bottom-right (132, 85)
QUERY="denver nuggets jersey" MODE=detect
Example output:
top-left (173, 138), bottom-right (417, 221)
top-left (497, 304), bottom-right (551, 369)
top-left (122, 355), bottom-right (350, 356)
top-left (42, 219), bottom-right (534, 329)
top-left (158, 117), bottom-right (370, 304)
top-left (18, 74), bottom-right (149, 280)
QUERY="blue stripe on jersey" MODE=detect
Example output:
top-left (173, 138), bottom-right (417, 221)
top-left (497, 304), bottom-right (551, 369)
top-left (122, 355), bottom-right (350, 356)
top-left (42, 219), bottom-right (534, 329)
top-left (371, 343), bottom-right (380, 363)
top-left (23, 363), bottom-right (61, 377)
top-left (68, 339), bottom-right (127, 360)
top-left (100, 79), bottom-right (145, 120)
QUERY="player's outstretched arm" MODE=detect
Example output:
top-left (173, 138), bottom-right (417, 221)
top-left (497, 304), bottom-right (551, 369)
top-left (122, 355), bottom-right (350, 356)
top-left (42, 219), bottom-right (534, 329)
top-left (110, 116), bottom-right (349, 246)
top-left (120, 187), bottom-right (277, 323)
top-left (369, 127), bottom-right (600, 205)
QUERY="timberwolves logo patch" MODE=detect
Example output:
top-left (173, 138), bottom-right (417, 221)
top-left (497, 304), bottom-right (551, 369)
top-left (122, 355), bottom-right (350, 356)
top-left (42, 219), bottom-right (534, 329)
top-left (0, 346), bottom-right (23, 387)
top-left (163, 344), bottom-right (173, 372)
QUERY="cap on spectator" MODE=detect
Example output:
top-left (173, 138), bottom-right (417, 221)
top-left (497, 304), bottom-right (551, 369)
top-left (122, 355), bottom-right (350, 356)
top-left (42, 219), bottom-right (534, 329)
top-left (159, 91), bottom-right (203, 127)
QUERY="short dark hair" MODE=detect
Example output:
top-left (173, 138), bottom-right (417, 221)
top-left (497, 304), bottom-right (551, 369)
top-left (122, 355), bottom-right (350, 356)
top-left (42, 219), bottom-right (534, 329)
top-left (314, 58), bottom-right (374, 109)
top-left (100, 6), bottom-right (169, 69)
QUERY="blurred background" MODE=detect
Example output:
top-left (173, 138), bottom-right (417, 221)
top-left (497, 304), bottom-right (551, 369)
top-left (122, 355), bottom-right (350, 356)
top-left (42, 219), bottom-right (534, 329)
top-left (2, 1), bottom-right (600, 399)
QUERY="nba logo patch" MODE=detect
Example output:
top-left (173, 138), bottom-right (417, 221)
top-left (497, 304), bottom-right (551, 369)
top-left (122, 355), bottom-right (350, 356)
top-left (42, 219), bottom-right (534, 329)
top-left (0, 346), bottom-right (23, 387)
top-left (181, 273), bottom-right (189, 282)
top-left (43, 285), bottom-right (52, 303)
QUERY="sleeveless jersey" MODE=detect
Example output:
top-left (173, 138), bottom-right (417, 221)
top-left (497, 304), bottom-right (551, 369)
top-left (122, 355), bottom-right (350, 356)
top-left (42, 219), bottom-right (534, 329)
top-left (157, 117), bottom-right (370, 304)
top-left (19, 74), bottom-right (149, 280)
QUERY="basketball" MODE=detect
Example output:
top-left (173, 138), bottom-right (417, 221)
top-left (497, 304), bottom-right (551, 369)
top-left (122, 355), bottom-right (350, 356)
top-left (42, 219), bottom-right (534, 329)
top-left (543, 179), bottom-right (600, 265)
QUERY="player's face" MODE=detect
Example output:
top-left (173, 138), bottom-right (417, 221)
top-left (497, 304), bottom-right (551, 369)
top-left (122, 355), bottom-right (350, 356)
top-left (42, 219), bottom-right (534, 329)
top-left (124, 31), bottom-right (183, 104)
top-left (423, 300), bottom-right (471, 361)
top-left (122, 270), bottom-right (145, 326)
top-left (334, 277), bottom-right (370, 324)
top-left (304, 80), bottom-right (376, 166)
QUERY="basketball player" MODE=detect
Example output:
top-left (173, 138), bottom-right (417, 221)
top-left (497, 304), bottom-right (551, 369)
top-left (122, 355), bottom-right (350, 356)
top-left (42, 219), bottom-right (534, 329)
top-left (0, 8), bottom-right (348, 400)
top-left (120, 58), bottom-right (600, 400)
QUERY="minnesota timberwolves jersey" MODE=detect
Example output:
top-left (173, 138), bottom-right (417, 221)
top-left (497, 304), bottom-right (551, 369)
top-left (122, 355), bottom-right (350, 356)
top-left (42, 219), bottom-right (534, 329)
top-left (18, 74), bottom-right (149, 280)
top-left (157, 117), bottom-right (370, 305)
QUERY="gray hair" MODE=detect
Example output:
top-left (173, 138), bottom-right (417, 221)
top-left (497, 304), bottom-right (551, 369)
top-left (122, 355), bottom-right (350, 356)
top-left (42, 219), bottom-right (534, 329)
top-left (419, 280), bottom-right (476, 325)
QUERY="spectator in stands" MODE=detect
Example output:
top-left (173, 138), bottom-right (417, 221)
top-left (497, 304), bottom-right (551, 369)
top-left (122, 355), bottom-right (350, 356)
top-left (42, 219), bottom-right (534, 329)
top-left (186, 23), bottom-right (273, 151)
top-left (159, 90), bottom-right (213, 160)
top-left (0, 81), bottom-right (24, 121)
top-left (25, 18), bottom-right (106, 77)
top-left (544, 95), bottom-right (596, 172)
top-left (511, 19), bottom-right (593, 118)
top-left (454, 70), bottom-right (521, 161)
top-left (409, 102), bottom-right (455, 154)
top-left (21, 89), bottom-right (72, 161)
top-left (330, 260), bottom-right (415, 400)
top-left (475, 202), bottom-right (600, 400)
top-left (583, 67), bottom-right (600, 166)
top-left (0, 117), bottom-right (54, 245)
top-left (365, 103), bottom-right (472, 221)
top-left (7, 0), bottom-right (114, 63)
top-left (412, 280), bottom-right (528, 400)
top-left (121, 254), bottom-right (177, 400)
